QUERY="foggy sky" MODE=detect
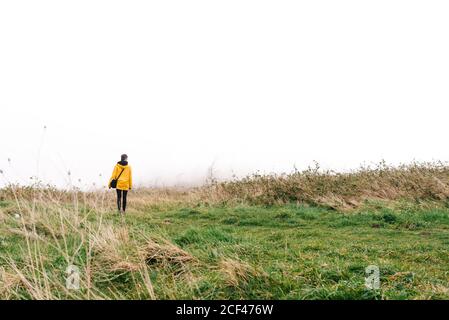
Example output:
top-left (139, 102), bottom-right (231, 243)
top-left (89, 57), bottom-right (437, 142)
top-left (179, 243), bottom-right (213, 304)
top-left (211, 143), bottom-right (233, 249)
top-left (1, 1), bottom-right (449, 189)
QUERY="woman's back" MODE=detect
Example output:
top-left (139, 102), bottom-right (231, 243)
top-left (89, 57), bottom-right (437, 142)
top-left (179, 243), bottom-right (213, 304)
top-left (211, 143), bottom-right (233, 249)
top-left (109, 159), bottom-right (133, 191)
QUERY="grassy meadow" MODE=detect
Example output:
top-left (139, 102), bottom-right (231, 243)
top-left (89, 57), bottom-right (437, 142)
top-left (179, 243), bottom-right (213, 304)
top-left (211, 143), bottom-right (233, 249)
top-left (1, 162), bottom-right (449, 299)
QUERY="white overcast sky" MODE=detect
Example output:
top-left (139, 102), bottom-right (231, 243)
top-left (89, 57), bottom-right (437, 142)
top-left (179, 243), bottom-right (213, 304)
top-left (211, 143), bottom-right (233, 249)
top-left (1, 1), bottom-right (448, 189)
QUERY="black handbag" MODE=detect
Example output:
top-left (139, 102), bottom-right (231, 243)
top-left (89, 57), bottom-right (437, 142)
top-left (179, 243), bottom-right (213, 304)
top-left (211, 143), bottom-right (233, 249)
top-left (110, 167), bottom-right (125, 189)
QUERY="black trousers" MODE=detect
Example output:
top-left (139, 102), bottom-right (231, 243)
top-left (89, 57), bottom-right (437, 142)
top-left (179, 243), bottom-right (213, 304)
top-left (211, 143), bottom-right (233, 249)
top-left (116, 189), bottom-right (128, 212)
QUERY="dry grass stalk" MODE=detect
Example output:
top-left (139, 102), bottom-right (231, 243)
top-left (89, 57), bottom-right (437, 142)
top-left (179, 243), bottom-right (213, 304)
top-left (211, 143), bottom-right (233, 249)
top-left (90, 225), bottom-right (141, 273)
top-left (143, 237), bottom-right (196, 269)
top-left (218, 258), bottom-right (258, 287)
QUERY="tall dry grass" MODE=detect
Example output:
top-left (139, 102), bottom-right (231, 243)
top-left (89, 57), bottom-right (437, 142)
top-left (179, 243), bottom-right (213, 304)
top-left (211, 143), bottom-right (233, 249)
top-left (2, 161), bottom-right (448, 210)
top-left (0, 184), bottom-right (197, 299)
top-left (204, 161), bottom-right (449, 208)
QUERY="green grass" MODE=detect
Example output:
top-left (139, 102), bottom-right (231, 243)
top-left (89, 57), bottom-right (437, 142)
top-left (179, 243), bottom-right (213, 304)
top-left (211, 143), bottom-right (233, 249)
top-left (1, 199), bottom-right (449, 300)
top-left (139, 204), bottom-right (449, 299)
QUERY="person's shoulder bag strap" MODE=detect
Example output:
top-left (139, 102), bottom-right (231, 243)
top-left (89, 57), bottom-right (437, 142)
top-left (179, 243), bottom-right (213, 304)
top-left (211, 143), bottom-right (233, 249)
top-left (115, 166), bottom-right (126, 180)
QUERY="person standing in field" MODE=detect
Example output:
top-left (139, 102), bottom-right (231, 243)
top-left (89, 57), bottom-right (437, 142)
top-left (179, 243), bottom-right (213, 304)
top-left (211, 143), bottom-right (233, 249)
top-left (109, 154), bottom-right (132, 213)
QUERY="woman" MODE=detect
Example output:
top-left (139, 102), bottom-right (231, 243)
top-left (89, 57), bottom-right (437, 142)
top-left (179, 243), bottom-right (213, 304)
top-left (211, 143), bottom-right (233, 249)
top-left (109, 154), bottom-right (133, 213)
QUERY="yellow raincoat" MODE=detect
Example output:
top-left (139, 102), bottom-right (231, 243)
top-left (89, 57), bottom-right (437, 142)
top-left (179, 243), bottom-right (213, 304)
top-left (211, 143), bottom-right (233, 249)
top-left (109, 162), bottom-right (132, 191)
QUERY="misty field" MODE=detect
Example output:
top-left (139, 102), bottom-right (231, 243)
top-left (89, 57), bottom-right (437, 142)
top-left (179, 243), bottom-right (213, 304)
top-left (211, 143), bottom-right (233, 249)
top-left (1, 163), bottom-right (449, 299)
